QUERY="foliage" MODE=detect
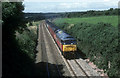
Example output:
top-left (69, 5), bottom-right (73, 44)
top-left (53, 21), bottom-right (120, 77)
top-left (2, 2), bottom-right (37, 77)
top-left (16, 26), bottom-right (37, 60)
top-left (54, 16), bottom-right (118, 27)
top-left (2, 2), bottom-right (25, 31)
top-left (24, 8), bottom-right (119, 20)
top-left (24, 13), bottom-right (45, 22)
top-left (26, 21), bottom-right (41, 26)
top-left (59, 8), bottom-right (119, 18)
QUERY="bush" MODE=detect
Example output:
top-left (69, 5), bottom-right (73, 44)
top-left (53, 22), bottom-right (120, 77)
top-left (2, 2), bottom-right (40, 77)
top-left (16, 26), bottom-right (37, 60)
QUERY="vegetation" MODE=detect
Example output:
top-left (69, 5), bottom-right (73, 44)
top-left (15, 26), bottom-right (37, 60)
top-left (26, 21), bottom-right (41, 26)
top-left (2, 1), bottom-right (119, 77)
top-left (2, 2), bottom-right (38, 77)
top-left (24, 13), bottom-right (45, 22)
top-left (54, 15), bottom-right (118, 27)
top-left (53, 19), bottom-right (120, 77)
top-left (59, 8), bottom-right (119, 18)
top-left (24, 8), bottom-right (119, 21)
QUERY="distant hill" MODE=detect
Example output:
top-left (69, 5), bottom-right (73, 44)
top-left (24, 8), bottom-right (119, 21)
top-left (24, 13), bottom-right (61, 21)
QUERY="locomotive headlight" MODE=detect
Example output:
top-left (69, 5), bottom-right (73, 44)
top-left (71, 43), bottom-right (73, 44)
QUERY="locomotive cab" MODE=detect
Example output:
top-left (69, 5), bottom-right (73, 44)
top-left (62, 39), bottom-right (77, 52)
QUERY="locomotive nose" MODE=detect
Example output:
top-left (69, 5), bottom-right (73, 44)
top-left (63, 45), bottom-right (77, 52)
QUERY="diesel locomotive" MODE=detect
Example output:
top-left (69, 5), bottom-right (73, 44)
top-left (45, 20), bottom-right (77, 56)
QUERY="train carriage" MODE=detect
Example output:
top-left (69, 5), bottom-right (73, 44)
top-left (46, 21), bottom-right (59, 40)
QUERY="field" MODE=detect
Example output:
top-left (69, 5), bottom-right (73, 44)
top-left (54, 15), bottom-right (118, 27)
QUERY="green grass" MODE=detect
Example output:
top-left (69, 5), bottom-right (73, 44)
top-left (32, 21), bottom-right (41, 26)
top-left (26, 21), bottom-right (41, 27)
top-left (54, 15), bottom-right (118, 27)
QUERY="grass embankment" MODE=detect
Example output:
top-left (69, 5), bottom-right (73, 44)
top-left (12, 21), bottom-right (39, 76)
top-left (26, 21), bottom-right (41, 26)
top-left (16, 21), bottom-right (41, 60)
top-left (53, 16), bottom-right (119, 77)
top-left (16, 26), bottom-right (38, 60)
top-left (54, 15), bottom-right (118, 27)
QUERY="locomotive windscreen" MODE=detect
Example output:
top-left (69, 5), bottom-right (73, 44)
top-left (61, 40), bottom-right (76, 45)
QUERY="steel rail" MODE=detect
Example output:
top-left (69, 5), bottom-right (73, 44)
top-left (65, 59), bottom-right (77, 78)
top-left (74, 59), bottom-right (89, 78)
top-left (40, 22), bottom-right (50, 78)
top-left (43, 23), bottom-right (62, 77)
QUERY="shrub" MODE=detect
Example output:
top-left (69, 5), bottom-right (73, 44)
top-left (53, 21), bottom-right (119, 77)
top-left (16, 26), bottom-right (37, 60)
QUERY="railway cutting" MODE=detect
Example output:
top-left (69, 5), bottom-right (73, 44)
top-left (35, 20), bottom-right (100, 77)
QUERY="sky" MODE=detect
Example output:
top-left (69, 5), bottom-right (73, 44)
top-left (23, 0), bottom-right (120, 13)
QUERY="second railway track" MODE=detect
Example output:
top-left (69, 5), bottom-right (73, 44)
top-left (41, 22), bottom-right (62, 77)
top-left (41, 20), bottom-right (100, 77)
top-left (65, 58), bottom-right (90, 78)
top-left (44, 21), bottom-right (90, 77)
top-left (74, 59), bottom-right (89, 77)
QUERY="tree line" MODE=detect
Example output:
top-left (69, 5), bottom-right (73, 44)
top-left (59, 8), bottom-right (119, 18)
top-left (24, 8), bottom-right (119, 21)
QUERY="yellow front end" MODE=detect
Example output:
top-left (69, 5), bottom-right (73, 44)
top-left (63, 45), bottom-right (77, 52)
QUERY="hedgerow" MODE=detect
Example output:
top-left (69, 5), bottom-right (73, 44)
top-left (54, 22), bottom-right (120, 77)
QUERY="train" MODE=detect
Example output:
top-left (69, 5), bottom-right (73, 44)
top-left (45, 20), bottom-right (77, 57)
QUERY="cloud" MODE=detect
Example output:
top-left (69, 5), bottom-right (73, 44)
top-left (24, 0), bottom-right (80, 2)
top-left (23, 0), bottom-right (119, 13)
top-left (104, 0), bottom-right (110, 2)
top-left (24, 0), bottom-right (120, 3)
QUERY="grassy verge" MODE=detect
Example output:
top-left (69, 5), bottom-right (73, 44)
top-left (15, 20), bottom-right (40, 61)
top-left (16, 26), bottom-right (37, 60)
top-left (15, 20), bottom-right (40, 60)
top-left (26, 21), bottom-right (41, 27)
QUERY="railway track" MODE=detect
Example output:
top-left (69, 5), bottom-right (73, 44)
top-left (74, 59), bottom-right (89, 77)
top-left (44, 20), bottom-right (89, 78)
top-left (41, 22), bottom-right (62, 77)
top-left (42, 23), bottom-right (62, 77)
top-left (39, 23), bottom-right (50, 78)
top-left (65, 58), bottom-right (90, 78)
top-left (43, 21), bottom-right (90, 77)
top-left (74, 59), bottom-right (88, 77)
top-left (40, 21), bottom-right (100, 77)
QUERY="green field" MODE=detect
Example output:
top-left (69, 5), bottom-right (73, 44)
top-left (54, 15), bottom-right (118, 27)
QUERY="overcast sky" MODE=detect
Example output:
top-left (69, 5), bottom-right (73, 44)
top-left (23, 0), bottom-right (120, 13)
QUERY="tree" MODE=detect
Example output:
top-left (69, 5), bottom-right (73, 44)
top-left (2, 2), bottom-right (35, 77)
top-left (2, 2), bottom-right (24, 32)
